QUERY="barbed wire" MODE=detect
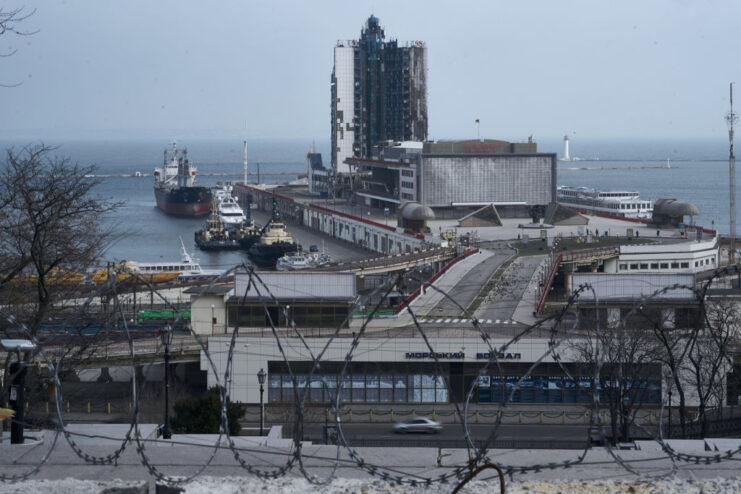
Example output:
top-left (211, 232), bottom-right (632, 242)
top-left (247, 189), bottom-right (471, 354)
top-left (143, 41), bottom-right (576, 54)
top-left (0, 258), bottom-right (740, 487)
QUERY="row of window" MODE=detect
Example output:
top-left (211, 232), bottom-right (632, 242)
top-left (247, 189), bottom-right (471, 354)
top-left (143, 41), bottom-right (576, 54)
top-left (268, 374), bottom-right (449, 403)
top-left (401, 180), bottom-right (414, 189)
top-left (267, 373), bottom-right (661, 404)
top-left (401, 170), bottom-right (414, 177)
top-left (477, 376), bottom-right (661, 404)
top-left (619, 257), bottom-right (715, 271)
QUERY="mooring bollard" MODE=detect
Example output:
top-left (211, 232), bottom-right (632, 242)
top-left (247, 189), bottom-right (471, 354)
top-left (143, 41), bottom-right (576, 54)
top-left (66, 402), bottom-right (70, 413)
top-left (87, 402), bottom-right (91, 414)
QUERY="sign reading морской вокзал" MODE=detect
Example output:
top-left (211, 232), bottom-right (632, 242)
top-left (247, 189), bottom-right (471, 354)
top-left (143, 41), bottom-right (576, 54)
top-left (404, 352), bottom-right (522, 360)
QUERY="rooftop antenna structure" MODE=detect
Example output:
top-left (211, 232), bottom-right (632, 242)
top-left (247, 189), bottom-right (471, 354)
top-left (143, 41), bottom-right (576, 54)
top-left (727, 83), bottom-right (738, 264)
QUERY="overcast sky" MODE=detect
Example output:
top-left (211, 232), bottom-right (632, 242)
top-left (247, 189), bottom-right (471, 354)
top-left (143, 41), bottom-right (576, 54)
top-left (0, 0), bottom-right (738, 141)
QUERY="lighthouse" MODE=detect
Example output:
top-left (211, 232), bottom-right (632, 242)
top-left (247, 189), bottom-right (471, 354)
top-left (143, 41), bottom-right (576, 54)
top-left (563, 135), bottom-right (571, 161)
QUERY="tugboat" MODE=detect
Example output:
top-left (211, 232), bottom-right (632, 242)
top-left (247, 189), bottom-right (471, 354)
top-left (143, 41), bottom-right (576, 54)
top-left (194, 200), bottom-right (240, 250)
top-left (247, 198), bottom-right (298, 268)
top-left (153, 142), bottom-right (212, 217)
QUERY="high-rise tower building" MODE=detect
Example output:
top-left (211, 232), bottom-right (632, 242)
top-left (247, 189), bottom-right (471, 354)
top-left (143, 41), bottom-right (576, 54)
top-left (331, 15), bottom-right (427, 175)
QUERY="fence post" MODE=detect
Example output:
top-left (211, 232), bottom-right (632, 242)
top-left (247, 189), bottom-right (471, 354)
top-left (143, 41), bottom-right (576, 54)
top-left (649, 411), bottom-right (654, 425)
top-left (475, 411), bottom-right (479, 424)
top-left (432, 410), bottom-right (436, 421)
top-left (45, 402), bottom-right (49, 414)
top-left (107, 402), bottom-right (111, 415)
top-left (87, 402), bottom-right (91, 414)
top-left (348, 410), bottom-right (352, 422)
top-left (129, 402), bottom-right (132, 414)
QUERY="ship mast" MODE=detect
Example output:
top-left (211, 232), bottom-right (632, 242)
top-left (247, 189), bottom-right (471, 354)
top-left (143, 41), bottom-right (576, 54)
top-left (243, 139), bottom-right (248, 185)
top-left (728, 83), bottom-right (738, 264)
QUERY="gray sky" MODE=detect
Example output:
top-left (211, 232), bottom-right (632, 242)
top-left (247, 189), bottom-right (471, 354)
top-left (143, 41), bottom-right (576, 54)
top-left (0, 0), bottom-right (738, 141)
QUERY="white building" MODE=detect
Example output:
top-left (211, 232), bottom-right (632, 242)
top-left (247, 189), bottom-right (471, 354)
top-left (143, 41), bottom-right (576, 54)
top-left (331, 44), bottom-right (356, 175)
top-left (604, 236), bottom-right (719, 274)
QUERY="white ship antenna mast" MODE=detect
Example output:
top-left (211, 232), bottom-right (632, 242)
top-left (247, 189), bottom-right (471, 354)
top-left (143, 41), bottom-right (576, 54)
top-left (727, 82), bottom-right (738, 263)
top-left (243, 138), bottom-right (248, 185)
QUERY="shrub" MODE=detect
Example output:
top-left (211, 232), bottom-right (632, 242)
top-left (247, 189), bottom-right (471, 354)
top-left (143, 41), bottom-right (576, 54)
top-left (171, 386), bottom-right (245, 436)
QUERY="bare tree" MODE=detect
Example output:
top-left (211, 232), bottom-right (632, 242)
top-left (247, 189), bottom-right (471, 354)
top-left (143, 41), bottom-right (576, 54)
top-left (0, 144), bottom-right (120, 336)
top-left (0, 5), bottom-right (37, 87)
top-left (569, 321), bottom-right (662, 444)
top-left (683, 301), bottom-right (738, 436)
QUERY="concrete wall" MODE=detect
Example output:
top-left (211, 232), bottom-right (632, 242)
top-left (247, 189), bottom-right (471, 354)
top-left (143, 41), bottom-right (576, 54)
top-left (190, 293), bottom-right (227, 335)
top-left (420, 154), bottom-right (556, 208)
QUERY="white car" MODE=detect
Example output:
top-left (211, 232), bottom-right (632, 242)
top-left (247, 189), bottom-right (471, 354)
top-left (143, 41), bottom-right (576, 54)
top-left (393, 417), bottom-right (442, 434)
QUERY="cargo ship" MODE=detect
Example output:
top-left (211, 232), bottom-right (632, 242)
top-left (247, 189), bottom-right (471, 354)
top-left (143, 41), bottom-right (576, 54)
top-left (153, 142), bottom-right (212, 216)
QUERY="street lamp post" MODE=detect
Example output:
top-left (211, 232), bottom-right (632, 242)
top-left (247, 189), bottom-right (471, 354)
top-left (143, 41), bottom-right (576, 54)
top-left (210, 304), bottom-right (215, 335)
top-left (257, 368), bottom-right (266, 436)
top-left (1, 339), bottom-right (36, 444)
top-left (160, 325), bottom-right (173, 439)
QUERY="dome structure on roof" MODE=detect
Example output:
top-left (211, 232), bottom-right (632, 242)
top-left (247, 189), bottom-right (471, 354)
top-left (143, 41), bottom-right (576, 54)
top-left (651, 198), bottom-right (699, 227)
top-left (398, 201), bottom-right (435, 233)
top-left (399, 201), bottom-right (435, 221)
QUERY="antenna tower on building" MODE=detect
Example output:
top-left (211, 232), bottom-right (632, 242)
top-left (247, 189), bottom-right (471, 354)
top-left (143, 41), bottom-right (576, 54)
top-left (727, 83), bottom-right (738, 263)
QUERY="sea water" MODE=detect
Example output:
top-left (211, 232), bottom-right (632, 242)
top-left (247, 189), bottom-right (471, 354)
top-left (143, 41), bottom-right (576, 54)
top-left (0, 137), bottom-right (735, 268)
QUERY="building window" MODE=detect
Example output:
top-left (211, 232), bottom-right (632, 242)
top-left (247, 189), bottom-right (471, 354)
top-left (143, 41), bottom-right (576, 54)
top-left (268, 371), bottom-right (449, 404)
top-left (660, 263), bottom-right (669, 269)
top-left (401, 181), bottom-right (414, 189)
top-left (639, 263), bottom-right (648, 270)
top-left (680, 262), bottom-right (689, 268)
top-left (619, 264), bottom-right (628, 270)
top-left (401, 193), bottom-right (414, 200)
top-left (401, 170), bottom-right (414, 177)
top-left (650, 263), bottom-right (659, 269)
top-left (671, 262), bottom-right (679, 268)
top-left (629, 263), bottom-right (639, 270)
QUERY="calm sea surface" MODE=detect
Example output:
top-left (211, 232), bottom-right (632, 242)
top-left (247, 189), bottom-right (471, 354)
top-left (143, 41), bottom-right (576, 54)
top-left (0, 137), bottom-right (734, 268)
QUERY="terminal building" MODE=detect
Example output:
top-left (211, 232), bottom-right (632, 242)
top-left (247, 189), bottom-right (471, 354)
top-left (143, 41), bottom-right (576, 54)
top-left (347, 139), bottom-right (557, 218)
top-left (198, 271), bottom-right (681, 407)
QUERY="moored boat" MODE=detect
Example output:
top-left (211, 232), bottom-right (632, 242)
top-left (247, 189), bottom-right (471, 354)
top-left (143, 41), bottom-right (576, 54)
top-left (153, 142), bottom-right (212, 217)
top-left (247, 198), bottom-right (298, 268)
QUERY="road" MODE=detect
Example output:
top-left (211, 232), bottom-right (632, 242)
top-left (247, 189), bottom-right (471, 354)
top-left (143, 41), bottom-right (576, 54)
top-left (476, 255), bottom-right (544, 323)
top-left (298, 423), bottom-right (590, 449)
top-left (427, 249), bottom-right (514, 318)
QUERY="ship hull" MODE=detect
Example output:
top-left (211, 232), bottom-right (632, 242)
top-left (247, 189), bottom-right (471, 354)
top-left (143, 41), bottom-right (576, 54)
top-left (248, 242), bottom-right (298, 268)
top-left (155, 186), bottom-right (212, 217)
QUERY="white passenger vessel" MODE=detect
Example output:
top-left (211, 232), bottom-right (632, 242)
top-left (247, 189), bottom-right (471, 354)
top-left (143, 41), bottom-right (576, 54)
top-left (557, 186), bottom-right (653, 219)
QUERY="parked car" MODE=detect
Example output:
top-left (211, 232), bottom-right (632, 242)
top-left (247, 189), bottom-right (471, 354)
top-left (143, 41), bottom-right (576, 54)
top-left (393, 417), bottom-right (442, 434)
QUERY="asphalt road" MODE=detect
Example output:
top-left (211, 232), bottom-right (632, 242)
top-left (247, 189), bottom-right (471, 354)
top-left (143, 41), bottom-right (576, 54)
top-left (427, 250), bottom-right (513, 318)
top-left (476, 255), bottom-right (544, 323)
top-left (299, 423), bottom-right (590, 448)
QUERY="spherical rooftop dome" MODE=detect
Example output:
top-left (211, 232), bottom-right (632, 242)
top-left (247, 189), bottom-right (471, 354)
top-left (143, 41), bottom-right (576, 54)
top-left (399, 201), bottom-right (435, 221)
top-left (654, 199), bottom-right (699, 217)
